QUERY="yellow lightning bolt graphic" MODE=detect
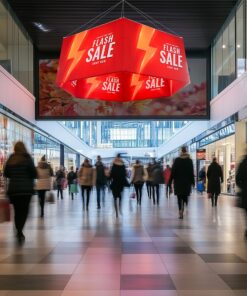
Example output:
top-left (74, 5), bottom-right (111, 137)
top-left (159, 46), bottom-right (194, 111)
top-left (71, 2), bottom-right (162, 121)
top-left (63, 31), bottom-right (87, 83)
top-left (137, 26), bottom-right (156, 73)
top-left (85, 77), bottom-right (101, 98)
top-left (131, 73), bottom-right (144, 100)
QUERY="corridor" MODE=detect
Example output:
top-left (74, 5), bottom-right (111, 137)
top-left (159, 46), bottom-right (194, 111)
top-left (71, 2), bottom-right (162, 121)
top-left (0, 188), bottom-right (246, 295)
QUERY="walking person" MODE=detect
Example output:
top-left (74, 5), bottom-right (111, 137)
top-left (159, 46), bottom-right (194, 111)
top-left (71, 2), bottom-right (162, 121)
top-left (4, 141), bottom-right (37, 244)
top-left (78, 159), bottom-right (95, 211)
top-left (163, 164), bottom-right (172, 198)
top-left (207, 157), bottom-right (223, 207)
top-left (110, 154), bottom-right (127, 218)
top-left (151, 160), bottom-right (164, 205)
top-left (36, 155), bottom-right (53, 217)
top-left (56, 166), bottom-right (65, 199)
top-left (95, 155), bottom-right (107, 209)
top-left (146, 163), bottom-right (153, 199)
top-left (169, 146), bottom-right (195, 219)
top-left (67, 166), bottom-right (77, 200)
top-left (236, 150), bottom-right (247, 238)
top-left (131, 160), bottom-right (145, 205)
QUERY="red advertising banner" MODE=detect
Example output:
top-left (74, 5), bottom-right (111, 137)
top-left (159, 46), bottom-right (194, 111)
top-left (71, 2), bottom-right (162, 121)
top-left (56, 18), bottom-right (190, 101)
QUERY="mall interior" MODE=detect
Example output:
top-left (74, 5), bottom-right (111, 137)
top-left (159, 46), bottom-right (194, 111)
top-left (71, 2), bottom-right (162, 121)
top-left (0, 0), bottom-right (247, 295)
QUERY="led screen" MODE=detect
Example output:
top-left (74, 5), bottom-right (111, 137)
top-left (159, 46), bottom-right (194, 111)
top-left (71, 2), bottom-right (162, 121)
top-left (37, 58), bottom-right (208, 119)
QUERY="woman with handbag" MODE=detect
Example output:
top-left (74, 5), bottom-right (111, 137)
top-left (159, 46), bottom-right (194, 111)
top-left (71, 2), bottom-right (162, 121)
top-left (4, 141), bottom-right (37, 244)
top-left (36, 155), bottom-right (53, 217)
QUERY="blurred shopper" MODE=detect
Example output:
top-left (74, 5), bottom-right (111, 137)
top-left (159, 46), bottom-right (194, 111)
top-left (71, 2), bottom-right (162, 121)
top-left (131, 160), bottom-right (145, 205)
top-left (169, 146), bottom-right (195, 219)
top-left (146, 162), bottom-right (153, 199)
top-left (236, 151), bottom-right (247, 238)
top-left (67, 166), bottom-right (77, 200)
top-left (4, 141), bottom-right (37, 244)
top-left (151, 160), bottom-right (164, 205)
top-left (56, 166), bottom-right (65, 199)
top-left (95, 155), bottom-right (107, 209)
top-left (78, 159), bottom-right (95, 211)
top-left (36, 155), bottom-right (53, 217)
top-left (207, 158), bottom-right (223, 207)
top-left (163, 164), bottom-right (172, 198)
top-left (110, 153), bottom-right (127, 218)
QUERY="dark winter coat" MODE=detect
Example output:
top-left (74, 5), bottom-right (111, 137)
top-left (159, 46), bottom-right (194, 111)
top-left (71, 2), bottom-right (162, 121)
top-left (236, 155), bottom-right (247, 209)
top-left (95, 161), bottom-right (107, 186)
top-left (207, 161), bottom-right (223, 195)
top-left (169, 153), bottom-right (195, 196)
top-left (110, 159), bottom-right (127, 192)
top-left (4, 153), bottom-right (37, 197)
top-left (56, 169), bottom-right (65, 185)
top-left (152, 163), bottom-right (164, 185)
top-left (67, 171), bottom-right (77, 185)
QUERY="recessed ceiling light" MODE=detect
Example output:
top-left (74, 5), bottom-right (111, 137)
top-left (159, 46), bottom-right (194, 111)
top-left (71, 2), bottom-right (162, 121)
top-left (237, 44), bottom-right (241, 48)
top-left (222, 44), bottom-right (226, 49)
top-left (33, 22), bottom-right (51, 32)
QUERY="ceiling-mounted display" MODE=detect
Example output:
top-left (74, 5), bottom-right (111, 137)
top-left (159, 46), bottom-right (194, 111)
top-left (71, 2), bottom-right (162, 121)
top-left (56, 17), bottom-right (190, 102)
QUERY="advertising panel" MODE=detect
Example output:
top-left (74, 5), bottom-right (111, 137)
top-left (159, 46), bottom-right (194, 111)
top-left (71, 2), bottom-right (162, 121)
top-left (37, 57), bottom-right (207, 119)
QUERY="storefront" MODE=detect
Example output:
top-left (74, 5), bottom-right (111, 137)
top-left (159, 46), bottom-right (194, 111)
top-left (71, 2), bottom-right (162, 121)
top-left (198, 124), bottom-right (236, 194)
top-left (0, 111), bottom-right (84, 196)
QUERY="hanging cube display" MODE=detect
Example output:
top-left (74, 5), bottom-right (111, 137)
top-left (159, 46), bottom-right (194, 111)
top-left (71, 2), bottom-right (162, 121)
top-left (56, 17), bottom-right (190, 102)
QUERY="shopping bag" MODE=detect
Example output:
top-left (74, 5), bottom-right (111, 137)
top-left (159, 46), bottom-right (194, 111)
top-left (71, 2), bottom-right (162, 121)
top-left (70, 183), bottom-right (78, 194)
top-left (46, 191), bottom-right (55, 203)
top-left (0, 199), bottom-right (11, 223)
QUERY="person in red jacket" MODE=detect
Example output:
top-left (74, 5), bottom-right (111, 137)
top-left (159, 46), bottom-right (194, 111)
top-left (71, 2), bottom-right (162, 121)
top-left (163, 164), bottom-right (172, 198)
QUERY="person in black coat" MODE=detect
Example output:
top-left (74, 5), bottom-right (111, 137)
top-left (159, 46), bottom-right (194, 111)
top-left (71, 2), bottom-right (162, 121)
top-left (109, 154), bottom-right (127, 218)
top-left (95, 155), bottom-right (107, 209)
top-left (151, 161), bottom-right (164, 205)
top-left (4, 141), bottom-right (37, 244)
top-left (236, 152), bottom-right (247, 237)
top-left (67, 166), bottom-right (77, 200)
top-left (169, 146), bottom-right (195, 219)
top-left (207, 157), bottom-right (223, 207)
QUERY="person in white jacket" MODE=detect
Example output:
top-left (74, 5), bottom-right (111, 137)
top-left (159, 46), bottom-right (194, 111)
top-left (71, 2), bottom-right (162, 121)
top-left (36, 155), bottom-right (53, 217)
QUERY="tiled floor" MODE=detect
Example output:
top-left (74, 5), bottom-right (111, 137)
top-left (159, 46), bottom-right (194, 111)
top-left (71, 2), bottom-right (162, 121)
top-left (0, 187), bottom-right (247, 295)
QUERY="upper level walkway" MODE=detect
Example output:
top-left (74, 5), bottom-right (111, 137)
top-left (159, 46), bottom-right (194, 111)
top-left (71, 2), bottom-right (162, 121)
top-left (0, 187), bottom-right (246, 295)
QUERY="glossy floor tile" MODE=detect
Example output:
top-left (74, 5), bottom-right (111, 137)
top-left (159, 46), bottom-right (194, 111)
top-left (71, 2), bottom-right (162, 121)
top-left (0, 188), bottom-right (246, 294)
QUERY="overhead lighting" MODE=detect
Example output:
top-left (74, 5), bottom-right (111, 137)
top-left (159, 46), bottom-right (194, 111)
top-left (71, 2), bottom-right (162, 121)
top-left (33, 22), bottom-right (51, 32)
top-left (237, 44), bottom-right (241, 48)
top-left (222, 44), bottom-right (226, 49)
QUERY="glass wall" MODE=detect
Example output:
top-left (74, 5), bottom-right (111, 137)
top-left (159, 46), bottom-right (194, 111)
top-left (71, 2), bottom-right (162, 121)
top-left (212, 0), bottom-right (247, 97)
top-left (0, 113), bottom-right (33, 196)
top-left (0, 0), bottom-right (33, 93)
top-left (33, 133), bottom-right (60, 172)
top-left (62, 121), bottom-right (188, 149)
top-left (204, 135), bottom-right (235, 194)
top-left (0, 112), bottom-right (84, 196)
top-left (64, 147), bottom-right (77, 172)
